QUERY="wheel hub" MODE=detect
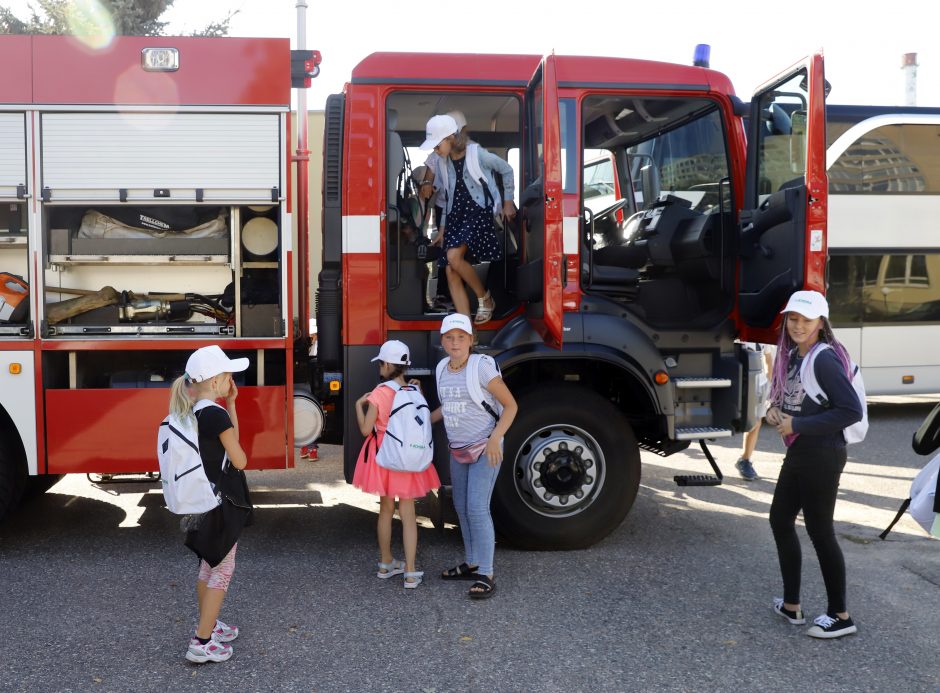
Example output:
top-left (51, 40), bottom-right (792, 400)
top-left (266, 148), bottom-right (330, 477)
top-left (513, 425), bottom-right (604, 517)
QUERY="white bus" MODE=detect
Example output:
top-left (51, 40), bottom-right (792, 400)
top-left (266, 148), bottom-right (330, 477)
top-left (825, 105), bottom-right (940, 395)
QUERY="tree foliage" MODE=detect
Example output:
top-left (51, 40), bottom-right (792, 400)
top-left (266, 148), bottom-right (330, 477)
top-left (0, 0), bottom-right (235, 37)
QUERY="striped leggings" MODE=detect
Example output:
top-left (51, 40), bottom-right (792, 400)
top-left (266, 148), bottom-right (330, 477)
top-left (197, 544), bottom-right (237, 591)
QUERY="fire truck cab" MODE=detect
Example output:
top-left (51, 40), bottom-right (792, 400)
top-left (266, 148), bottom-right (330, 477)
top-left (314, 52), bottom-right (828, 548)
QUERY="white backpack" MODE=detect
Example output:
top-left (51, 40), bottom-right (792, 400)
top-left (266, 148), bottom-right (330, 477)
top-left (157, 400), bottom-right (224, 514)
top-left (908, 454), bottom-right (940, 535)
top-left (799, 343), bottom-right (868, 444)
top-left (881, 453), bottom-right (939, 539)
top-left (375, 382), bottom-right (434, 473)
top-left (435, 353), bottom-right (503, 422)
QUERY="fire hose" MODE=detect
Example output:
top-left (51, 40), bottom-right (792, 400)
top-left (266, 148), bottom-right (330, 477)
top-left (44, 286), bottom-right (231, 325)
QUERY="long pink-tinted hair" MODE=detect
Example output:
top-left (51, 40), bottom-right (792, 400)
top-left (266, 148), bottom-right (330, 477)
top-left (768, 314), bottom-right (853, 407)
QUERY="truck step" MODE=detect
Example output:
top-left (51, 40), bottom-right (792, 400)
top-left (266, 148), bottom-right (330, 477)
top-left (675, 427), bottom-right (733, 440)
top-left (673, 440), bottom-right (724, 487)
top-left (673, 377), bottom-right (732, 389)
top-left (674, 474), bottom-right (722, 486)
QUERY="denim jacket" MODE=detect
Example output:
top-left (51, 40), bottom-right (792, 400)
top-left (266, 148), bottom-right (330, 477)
top-left (430, 145), bottom-right (514, 229)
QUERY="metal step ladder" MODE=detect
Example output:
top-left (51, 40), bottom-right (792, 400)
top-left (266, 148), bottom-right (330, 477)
top-left (674, 439), bottom-right (724, 487)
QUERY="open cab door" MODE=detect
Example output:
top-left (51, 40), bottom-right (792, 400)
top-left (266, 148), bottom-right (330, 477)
top-left (519, 55), bottom-right (564, 348)
top-left (737, 53), bottom-right (827, 343)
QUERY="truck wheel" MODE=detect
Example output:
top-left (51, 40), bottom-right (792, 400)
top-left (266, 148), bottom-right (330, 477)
top-left (0, 444), bottom-right (27, 523)
top-left (23, 474), bottom-right (64, 498)
top-left (492, 384), bottom-right (640, 550)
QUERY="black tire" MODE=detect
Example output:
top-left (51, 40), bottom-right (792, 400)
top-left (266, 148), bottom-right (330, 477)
top-left (23, 474), bottom-right (64, 499)
top-left (0, 443), bottom-right (27, 523)
top-left (493, 384), bottom-right (640, 550)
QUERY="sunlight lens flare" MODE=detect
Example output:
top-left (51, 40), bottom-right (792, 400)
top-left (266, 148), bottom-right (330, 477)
top-left (65, 0), bottom-right (116, 50)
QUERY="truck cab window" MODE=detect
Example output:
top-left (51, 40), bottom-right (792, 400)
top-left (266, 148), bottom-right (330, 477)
top-left (580, 96), bottom-right (734, 327)
top-left (754, 70), bottom-right (810, 198)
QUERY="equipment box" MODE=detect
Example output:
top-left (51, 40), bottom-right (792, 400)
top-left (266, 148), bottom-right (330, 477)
top-left (241, 303), bottom-right (282, 337)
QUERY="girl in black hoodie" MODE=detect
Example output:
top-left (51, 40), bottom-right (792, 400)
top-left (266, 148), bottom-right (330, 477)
top-left (766, 290), bottom-right (863, 640)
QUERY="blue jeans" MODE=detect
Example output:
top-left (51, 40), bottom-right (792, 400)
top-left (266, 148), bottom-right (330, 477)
top-left (449, 454), bottom-right (500, 576)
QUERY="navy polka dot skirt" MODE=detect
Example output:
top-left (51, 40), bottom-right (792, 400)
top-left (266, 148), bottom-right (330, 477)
top-left (440, 158), bottom-right (503, 267)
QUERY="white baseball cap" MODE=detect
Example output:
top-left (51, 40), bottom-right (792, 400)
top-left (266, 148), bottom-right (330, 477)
top-left (780, 290), bottom-right (829, 319)
top-left (371, 339), bottom-right (411, 366)
top-left (185, 345), bottom-right (249, 383)
top-left (440, 313), bottom-right (473, 335)
top-left (420, 114), bottom-right (458, 150)
top-left (446, 109), bottom-right (468, 131)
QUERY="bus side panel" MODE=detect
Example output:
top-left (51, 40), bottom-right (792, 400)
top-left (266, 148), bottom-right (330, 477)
top-left (45, 386), bottom-right (287, 474)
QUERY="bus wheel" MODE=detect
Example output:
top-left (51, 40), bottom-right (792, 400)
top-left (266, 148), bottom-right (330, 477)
top-left (492, 384), bottom-right (640, 550)
top-left (0, 443), bottom-right (27, 523)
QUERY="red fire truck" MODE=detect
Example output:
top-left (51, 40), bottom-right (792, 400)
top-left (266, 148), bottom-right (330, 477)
top-left (310, 52), bottom-right (828, 548)
top-left (0, 37), bottom-right (828, 550)
top-left (0, 35), bottom-right (304, 519)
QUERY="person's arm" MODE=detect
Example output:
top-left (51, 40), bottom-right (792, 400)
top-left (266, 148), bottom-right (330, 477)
top-left (430, 407), bottom-right (443, 424)
top-left (483, 377), bottom-right (518, 466)
top-left (219, 427), bottom-right (247, 470)
top-left (355, 392), bottom-right (380, 437)
top-left (790, 350), bottom-right (863, 436)
top-left (215, 384), bottom-right (247, 469)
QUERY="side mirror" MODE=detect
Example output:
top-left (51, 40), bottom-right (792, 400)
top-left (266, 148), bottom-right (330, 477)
top-left (640, 163), bottom-right (660, 209)
top-left (789, 110), bottom-right (807, 174)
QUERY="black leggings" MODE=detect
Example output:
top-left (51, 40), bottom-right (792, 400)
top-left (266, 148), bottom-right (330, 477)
top-left (769, 446), bottom-right (848, 614)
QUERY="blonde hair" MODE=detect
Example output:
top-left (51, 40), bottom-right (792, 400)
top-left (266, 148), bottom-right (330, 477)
top-left (169, 375), bottom-right (194, 420)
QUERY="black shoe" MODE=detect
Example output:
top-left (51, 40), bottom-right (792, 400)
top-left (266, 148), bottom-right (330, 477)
top-left (773, 597), bottom-right (805, 625)
top-left (807, 614), bottom-right (857, 639)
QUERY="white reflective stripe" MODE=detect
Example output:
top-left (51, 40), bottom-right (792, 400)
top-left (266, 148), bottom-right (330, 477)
top-left (563, 216), bottom-right (580, 255)
top-left (343, 215), bottom-right (380, 254)
top-left (0, 351), bottom-right (37, 475)
top-left (281, 211), bottom-right (292, 252)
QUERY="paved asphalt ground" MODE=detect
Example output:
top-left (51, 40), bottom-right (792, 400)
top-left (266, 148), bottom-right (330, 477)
top-left (1, 397), bottom-right (939, 692)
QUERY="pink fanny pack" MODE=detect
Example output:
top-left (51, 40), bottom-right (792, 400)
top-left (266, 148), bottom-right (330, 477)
top-left (449, 439), bottom-right (487, 464)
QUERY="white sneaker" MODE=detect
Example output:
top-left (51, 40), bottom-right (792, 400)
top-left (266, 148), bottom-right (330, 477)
top-left (211, 619), bottom-right (239, 643)
top-left (186, 637), bottom-right (233, 663)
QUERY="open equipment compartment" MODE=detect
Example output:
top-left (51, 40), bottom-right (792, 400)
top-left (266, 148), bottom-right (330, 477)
top-left (0, 110), bottom-right (30, 337)
top-left (37, 109), bottom-right (286, 339)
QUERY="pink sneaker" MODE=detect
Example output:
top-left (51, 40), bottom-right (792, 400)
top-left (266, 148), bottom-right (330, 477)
top-left (186, 637), bottom-right (232, 663)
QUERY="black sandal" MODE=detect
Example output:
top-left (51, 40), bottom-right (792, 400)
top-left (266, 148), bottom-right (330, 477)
top-left (441, 562), bottom-right (480, 581)
top-left (468, 575), bottom-right (496, 599)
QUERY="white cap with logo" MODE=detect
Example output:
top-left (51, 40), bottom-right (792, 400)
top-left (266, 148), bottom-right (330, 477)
top-left (780, 290), bottom-right (829, 319)
top-left (440, 313), bottom-right (473, 335)
top-left (185, 345), bottom-right (249, 383)
top-left (371, 339), bottom-right (411, 365)
top-left (420, 114), bottom-right (459, 150)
